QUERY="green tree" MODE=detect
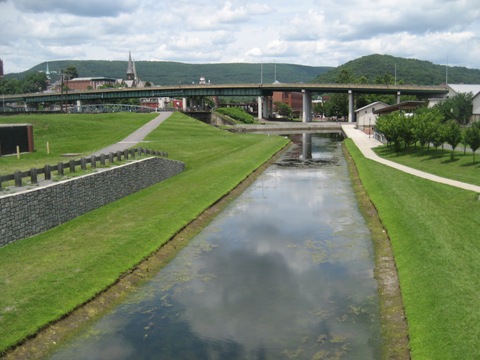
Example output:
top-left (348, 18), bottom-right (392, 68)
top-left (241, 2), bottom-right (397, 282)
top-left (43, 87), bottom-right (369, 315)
top-left (376, 112), bottom-right (404, 152)
top-left (324, 68), bottom-right (356, 119)
top-left (22, 72), bottom-right (48, 93)
top-left (431, 121), bottom-right (447, 152)
top-left (465, 123), bottom-right (480, 163)
top-left (64, 65), bottom-right (79, 79)
top-left (312, 102), bottom-right (324, 117)
top-left (460, 130), bottom-right (468, 154)
top-left (399, 113), bottom-right (416, 149)
top-left (0, 78), bottom-right (22, 95)
top-left (274, 101), bottom-right (293, 118)
top-left (444, 120), bottom-right (462, 159)
top-left (434, 92), bottom-right (473, 125)
top-left (413, 107), bottom-right (440, 149)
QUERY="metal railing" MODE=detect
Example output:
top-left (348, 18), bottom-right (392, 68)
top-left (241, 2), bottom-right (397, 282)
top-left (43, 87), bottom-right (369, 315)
top-left (0, 147), bottom-right (168, 190)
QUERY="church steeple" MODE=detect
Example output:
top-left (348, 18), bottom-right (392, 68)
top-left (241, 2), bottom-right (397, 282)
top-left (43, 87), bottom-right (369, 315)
top-left (126, 51), bottom-right (135, 81)
top-left (45, 62), bottom-right (51, 81)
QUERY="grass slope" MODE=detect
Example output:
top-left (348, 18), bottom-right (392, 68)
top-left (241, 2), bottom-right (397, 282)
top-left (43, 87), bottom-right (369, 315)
top-left (0, 113), bottom-right (289, 353)
top-left (346, 139), bottom-right (480, 359)
top-left (0, 113), bottom-right (157, 175)
top-left (374, 145), bottom-right (480, 187)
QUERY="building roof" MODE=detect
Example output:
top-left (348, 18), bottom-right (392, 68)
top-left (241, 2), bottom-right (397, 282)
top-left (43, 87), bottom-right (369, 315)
top-left (373, 101), bottom-right (426, 115)
top-left (355, 101), bottom-right (388, 113)
top-left (68, 77), bottom-right (117, 82)
top-left (448, 84), bottom-right (480, 96)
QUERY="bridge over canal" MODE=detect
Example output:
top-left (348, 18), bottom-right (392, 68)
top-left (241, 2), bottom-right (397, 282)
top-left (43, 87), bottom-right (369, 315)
top-left (2, 83), bottom-right (447, 122)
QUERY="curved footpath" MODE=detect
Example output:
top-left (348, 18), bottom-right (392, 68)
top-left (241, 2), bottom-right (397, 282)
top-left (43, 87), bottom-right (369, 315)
top-left (341, 124), bottom-right (480, 193)
top-left (90, 111), bottom-right (172, 156)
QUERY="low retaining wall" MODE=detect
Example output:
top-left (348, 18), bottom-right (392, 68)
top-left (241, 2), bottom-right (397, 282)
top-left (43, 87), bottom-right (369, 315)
top-left (0, 157), bottom-right (185, 247)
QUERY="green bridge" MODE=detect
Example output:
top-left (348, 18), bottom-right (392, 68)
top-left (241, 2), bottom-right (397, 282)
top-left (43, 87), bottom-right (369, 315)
top-left (2, 83), bottom-right (448, 122)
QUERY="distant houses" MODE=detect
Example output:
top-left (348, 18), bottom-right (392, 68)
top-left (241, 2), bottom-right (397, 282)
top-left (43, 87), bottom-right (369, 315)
top-left (55, 52), bottom-right (149, 92)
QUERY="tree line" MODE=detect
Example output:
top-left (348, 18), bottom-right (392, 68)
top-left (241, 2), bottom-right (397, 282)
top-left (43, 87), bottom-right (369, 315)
top-left (0, 66), bottom-right (79, 95)
top-left (375, 95), bottom-right (480, 162)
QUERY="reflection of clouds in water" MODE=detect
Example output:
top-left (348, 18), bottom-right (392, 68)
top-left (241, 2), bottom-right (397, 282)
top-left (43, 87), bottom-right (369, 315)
top-left (173, 245), bottom-right (377, 356)
top-left (51, 333), bottom-right (135, 360)
top-left (221, 168), bottom-right (372, 272)
top-left (50, 134), bottom-right (380, 359)
top-left (178, 248), bottom-right (316, 350)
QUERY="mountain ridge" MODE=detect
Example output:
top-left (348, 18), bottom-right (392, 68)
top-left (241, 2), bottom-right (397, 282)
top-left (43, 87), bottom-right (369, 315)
top-left (313, 54), bottom-right (480, 85)
top-left (4, 60), bottom-right (333, 86)
top-left (3, 54), bottom-right (480, 86)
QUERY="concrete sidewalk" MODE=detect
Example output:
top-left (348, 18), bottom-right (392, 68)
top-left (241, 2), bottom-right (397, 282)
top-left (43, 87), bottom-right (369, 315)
top-left (91, 112), bottom-right (172, 156)
top-left (342, 124), bottom-right (480, 193)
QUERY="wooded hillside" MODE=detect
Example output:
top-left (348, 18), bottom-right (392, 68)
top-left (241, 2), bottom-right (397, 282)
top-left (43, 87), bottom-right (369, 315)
top-left (4, 61), bottom-right (332, 86)
top-left (313, 54), bottom-right (480, 85)
top-left (4, 54), bottom-right (480, 88)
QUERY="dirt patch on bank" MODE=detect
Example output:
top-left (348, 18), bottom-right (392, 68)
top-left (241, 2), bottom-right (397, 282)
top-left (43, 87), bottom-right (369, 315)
top-left (343, 144), bottom-right (411, 360)
top-left (2, 146), bottom-right (290, 360)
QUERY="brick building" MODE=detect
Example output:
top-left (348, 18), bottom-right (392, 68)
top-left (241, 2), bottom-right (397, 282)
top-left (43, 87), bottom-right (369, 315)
top-left (64, 77), bottom-right (117, 91)
top-left (272, 91), bottom-right (303, 116)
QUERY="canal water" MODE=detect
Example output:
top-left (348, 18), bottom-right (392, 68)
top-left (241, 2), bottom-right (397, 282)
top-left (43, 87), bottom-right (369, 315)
top-left (49, 133), bottom-right (381, 360)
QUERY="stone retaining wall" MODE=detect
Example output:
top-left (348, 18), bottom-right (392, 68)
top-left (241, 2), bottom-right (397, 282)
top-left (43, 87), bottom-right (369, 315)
top-left (0, 157), bottom-right (184, 247)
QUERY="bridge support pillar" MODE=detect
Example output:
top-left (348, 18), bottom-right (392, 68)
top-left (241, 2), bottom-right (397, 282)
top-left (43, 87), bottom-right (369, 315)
top-left (348, 90), bottom-right (354, 123)
top-left (159, 98), bottom-right (166, 110)
top-left (302, 133), bottom-right (312, 159)
top-left (257, 96), bottom-right (263, 120)
top-left (397, 91), bottom-right (401, 104)
top-left (267, 97), bottom-right (273, 119)
top-left (263, 96), bottom-right (269, 119)
top-left (302, 90), bottom-right (312, 122)
top-left (182, 98), bottom-right (187, 112)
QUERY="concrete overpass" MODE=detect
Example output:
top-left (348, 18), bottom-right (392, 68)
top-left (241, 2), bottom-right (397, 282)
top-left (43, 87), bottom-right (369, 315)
top-left (2, 83), bottom-right (448, 122)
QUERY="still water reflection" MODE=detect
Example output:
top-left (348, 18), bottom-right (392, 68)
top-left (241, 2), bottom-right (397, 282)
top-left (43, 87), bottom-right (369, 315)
top-left (50, 133), bottom-right (381, 360)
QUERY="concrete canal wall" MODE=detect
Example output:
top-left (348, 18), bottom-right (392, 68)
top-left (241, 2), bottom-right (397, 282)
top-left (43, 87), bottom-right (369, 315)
top-left (0, 157), bottom-right (185, 248)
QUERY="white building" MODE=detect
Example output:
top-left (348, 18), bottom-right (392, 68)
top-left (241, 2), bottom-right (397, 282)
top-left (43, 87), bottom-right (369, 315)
top-left (448, 84), bottom-right (480, 122)
top-left (355, 101), bottom-right (389, 129)
top-left (429, 84), bottom-right (480, 122)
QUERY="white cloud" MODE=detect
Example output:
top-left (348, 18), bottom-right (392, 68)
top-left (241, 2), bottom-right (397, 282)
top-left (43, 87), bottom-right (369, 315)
top-left (0, 0), bottom-right (479, 74)
top-left (13, 0), bottom-right (135, 17)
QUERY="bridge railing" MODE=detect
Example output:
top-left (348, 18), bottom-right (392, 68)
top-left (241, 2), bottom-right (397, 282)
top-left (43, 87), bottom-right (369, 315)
top-left (0, 147), bottom-right (168, 190)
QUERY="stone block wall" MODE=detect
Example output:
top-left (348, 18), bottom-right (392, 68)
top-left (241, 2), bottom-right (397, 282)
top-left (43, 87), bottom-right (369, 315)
top-left (0, 157), bottom-right (184, 247)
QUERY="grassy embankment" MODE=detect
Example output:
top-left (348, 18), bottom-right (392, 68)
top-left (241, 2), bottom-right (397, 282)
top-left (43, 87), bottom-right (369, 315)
top-left (374, 145), bottom-right (480, 186)
top-left (0, 112), bottom-right (289, 354)
top-left (346, 139), bottom-right (480, 359)
top-left (0, 113), bottom-right (156, 176)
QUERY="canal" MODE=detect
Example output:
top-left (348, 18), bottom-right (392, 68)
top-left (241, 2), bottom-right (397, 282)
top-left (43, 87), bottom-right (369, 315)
top-left (49, 133), bottom-right (381, 359)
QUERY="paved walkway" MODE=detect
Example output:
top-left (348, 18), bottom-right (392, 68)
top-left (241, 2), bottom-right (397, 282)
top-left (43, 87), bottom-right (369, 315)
top-left (341, 124), bottom-right (480, 193)
top-left (0, 112), bottom-right (173, 197)
top-left (90, 112), bottom-right (172, 156)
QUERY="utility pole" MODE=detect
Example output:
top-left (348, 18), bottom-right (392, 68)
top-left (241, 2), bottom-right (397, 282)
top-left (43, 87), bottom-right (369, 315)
top-left (260, 57), bottom-right (263, 85)
top-left (60, 69), bottom-right (64, 113)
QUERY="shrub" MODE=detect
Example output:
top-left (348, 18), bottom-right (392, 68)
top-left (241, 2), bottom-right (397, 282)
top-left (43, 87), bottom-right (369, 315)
top-left (216, 107), bottom-right (255, 124)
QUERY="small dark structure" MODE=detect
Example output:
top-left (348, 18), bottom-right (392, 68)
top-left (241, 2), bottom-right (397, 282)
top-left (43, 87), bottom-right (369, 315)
top-left (0, 124), bottom-right (34, 156)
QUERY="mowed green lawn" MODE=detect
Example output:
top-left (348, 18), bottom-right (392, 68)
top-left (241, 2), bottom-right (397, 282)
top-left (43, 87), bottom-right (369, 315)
top-left (374, 145), bottom-right (480, 187)
top-left (346, 139), bottom-right (480, 359)
top-left (0, 112), bottom-right (289, 353)
top-left (0, 113), bottom-right (157, 175)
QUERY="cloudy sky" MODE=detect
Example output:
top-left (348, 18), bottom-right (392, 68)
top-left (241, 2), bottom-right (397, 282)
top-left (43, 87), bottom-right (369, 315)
top-left (1, 0), bottom-right (479, 74)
